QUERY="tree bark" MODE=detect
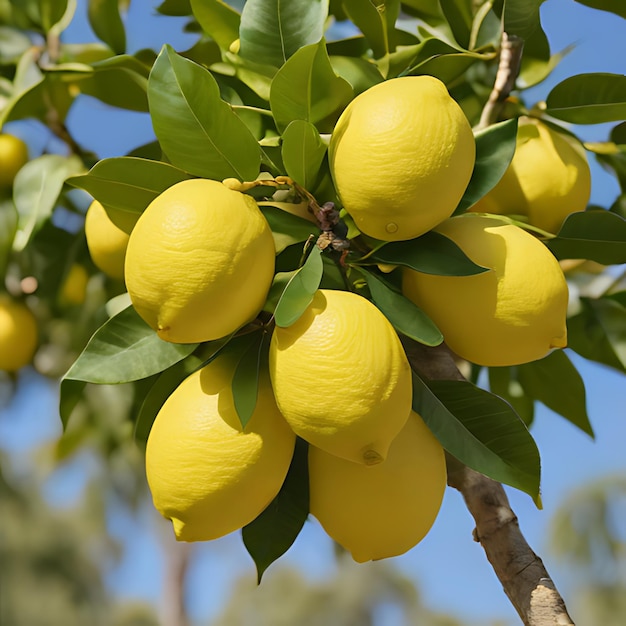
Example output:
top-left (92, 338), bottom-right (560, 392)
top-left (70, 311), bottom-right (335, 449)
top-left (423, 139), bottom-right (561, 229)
top-left (403, 339), bottom-right (575, 626)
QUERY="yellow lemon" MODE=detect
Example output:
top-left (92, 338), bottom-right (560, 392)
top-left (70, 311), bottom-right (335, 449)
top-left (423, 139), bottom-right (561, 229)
top-left (145, 353), bottom-right (295, 542)
top-left (309, 411), bottom-right (446, 562)
top-left (125, 179), bottom-right (275, 344)
top-left (85, 200), bottom-right (138, 281)
top-left (402, 214), bottom-right (568, 366)
top-left (329, 76), bottom-right (475, 241)
top-left (472, 117), bottom-right (591, 234)
top-left (0, 134), bottom-right (28, 190)
top-left (59, 264), bottom-right (89, 306)
top-left (0, 295), bottom-right (38, 372)
top-left (269, 289), bottom-right (412, 466)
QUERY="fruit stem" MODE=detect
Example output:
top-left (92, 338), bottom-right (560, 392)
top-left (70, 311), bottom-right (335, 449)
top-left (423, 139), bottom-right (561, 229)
top-left (477, 32), bottom-right (524, 130)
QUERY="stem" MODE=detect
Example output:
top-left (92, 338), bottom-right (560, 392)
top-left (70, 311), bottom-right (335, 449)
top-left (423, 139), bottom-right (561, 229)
top-left (231, 104), bottom-right (274, 117)
top-left (477, 32), bottom-right (524, 130)
top-left (401, 338), bottom-right (576, 626)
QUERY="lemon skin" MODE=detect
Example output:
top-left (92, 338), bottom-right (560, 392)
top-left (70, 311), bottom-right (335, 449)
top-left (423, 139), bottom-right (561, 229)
top-left (402, 214), bottom-right (569, 366)
top-left (59, 264), bottom-right (89, 306)
top-left (329, 76), bottom-right (475, 242)
top-left (472, 117), bottom-right (591, 234)
top-left (0, 134), bottom-right (28, 191)
top-left (85, 200), bottom-right (138, 281)
top-left (125, 179), bottom-right (275, 344)
top-left (269, 289), bottom-right (412, 466)
top-left (145, 355), bottom-right (295, 542)
top-left (309, 411), bottom-right (446, 562)
top-left (0, 296), bottom-right (38, 372)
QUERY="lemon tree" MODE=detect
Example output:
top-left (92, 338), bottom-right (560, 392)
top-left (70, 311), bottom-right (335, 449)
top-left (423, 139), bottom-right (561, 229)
top-left (1, 1), bottom-right (626, 623)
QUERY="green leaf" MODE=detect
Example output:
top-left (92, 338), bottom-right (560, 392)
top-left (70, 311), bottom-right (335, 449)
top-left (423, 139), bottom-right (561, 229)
top-left (67, 157), bottom-right (192, 216)
top-left (232, 332), bottom-right (268, 428)
top-left (157, 0), bottom-right (192, 15)
top-left (359, 268), bottom-right (443, 346)
top-left (547, 210), bottom-right (626, 265)
top-left (190, 0), bottom-right (240, 49)
top-left (59, 379), bottom-right (86, 429)
top-left (242, 437), bottom-right (309, 582)
top-left (488, 367), bottom-right (535, 427)
top-left (40, 0), bottom-right (71, 32)
top-left (545, 74), bottom-right (626, 124)
top-left (88, 0), bottom-right (126, 54)
top-left (148, 45), bottom-right (261, 180)
top-left (368, 231), bottom-right (488, 276)
top-left (572, 0), bottom-right (626, 20)
top-left (259, 205), bottom-right (319, 254)
top-left (239, 0), bottom-right (329, 68)
top-left (455, 118), bottom-right (517, 214)
top-left (0, 26), bottom-right (32, 63)
top-left (493, 0), bottom-right (545, 41)
top-left (341, 0), bottom-right (400, 59)
top-left (281, 120), bottom-right (327, 190)
top-left (517, 350), bottom-right (593, 436)
top-left (329, 55), bottom-right (384, 95)
top-left (567, 297), bottom-right (626, 373)
top-left (269, 40), bottom-right (353, 133)
top-left (12, 154), bottom-right (84, 251)
top-left (439, 0), bottom-right (473, 49)
top-left (0, 200), bottom-right (18, 279)
top-left (274, 246), bottom-right (323, 327)
top-left (63, 306), bottom-right (197, 386)
top-left (412, 373), bottom-right (541, 502)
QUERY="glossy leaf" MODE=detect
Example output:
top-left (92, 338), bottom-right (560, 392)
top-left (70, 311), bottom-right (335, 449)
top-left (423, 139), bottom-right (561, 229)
top-left (546, 73), bottom-right (626, 124)
top-left (242, 437), bottom-right (309, 582)
top-left (547, 210), bottom-right (626, 265)
top-left (12, 154), bottom-right (84, 251)
top-left (488, 367), bottom-right (535, 427)
top-left (493, 0), bottom-right (545, 41)
top-left (412, 373), bottom-right (541, 502)
top-left (517, 351), bottom-right (593, 436)
top-left (190, 0), bottom-right (240, 49)
top-left (274, 246), bottom-right (323, 327)
top-left (239, 0), bottom-right (329, 68)
top-left (269, 40), bottom-right (353, 133)
top-left (148, 45), bottom-right (261, 180)
top-left (341, 0), bottom-right (400, 58)
top-left (63, 306), bottom-right (197, 385)
top-left (259, 205), bottom-right (319, 254)
top-left (360, 268), bottom-right (443, 346)
top-left (573, 0), bottom-right (626, 19)
top-left (232, 332), bottom-right (268, 428)
top-left (567, 297), bottom-right (626, 373)
top-left (281, 120), bottom-right (327, 190)
top-left (329, 55), bottom-right (384, 95)
top-left (67, 157), bottom-right (191, 215)
top-left (455, 118), bottom-right (518, 214)
top-left (368, 231), bottom-right (488, 276)
top-left (439, 0), bottom-right (473, 49)
top-left (88, 0), bottom-right (126, 54)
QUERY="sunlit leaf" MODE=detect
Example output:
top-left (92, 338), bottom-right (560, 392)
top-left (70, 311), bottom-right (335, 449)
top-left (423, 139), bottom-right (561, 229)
top-left (413, 373), bottom-right (541, 502)
top-left (546, 73), bottom-right (626, 124)
top-left (341, 0), bottom-right (400, 58)
top-left (190, 0), bottom-right (240, 49)
top-left (239, 0), bottom-right (329, 68)
top-left (242, 437), bottom-right (308, 582)
top-left (148, 45), bottom-right (261, 180)
top-left (281, 120), bottom-right (327, 190)
top-left (274, 245), bottom-right (323, 327)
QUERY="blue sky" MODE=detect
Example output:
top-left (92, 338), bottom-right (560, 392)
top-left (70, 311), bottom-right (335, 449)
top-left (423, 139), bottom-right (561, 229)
top-left (1, 1), bottom-right (625, 624)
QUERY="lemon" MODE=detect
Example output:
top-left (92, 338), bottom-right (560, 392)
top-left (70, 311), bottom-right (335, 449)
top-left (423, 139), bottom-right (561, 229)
top-left (0, 134), bottom-right (28, 190)
top-left (328, 76), bottom-right (475, 242)
top-left (402, 214), bottom-right (568, 366)
top-left (269, 289), bottom-right (412, 466)
top-left (472, 117), bottom-right (591, 233)
top-left (59, 264), bottom-right (89, 306)
top-left (85, 200), bottom-right (138, 281)
top-left (0, 295), bottom-right (38, 372)
top-left (125, 179), bottom-right (275, 344)
top-left (309, 411), bottom-right (446, 562)
top-left (145, 353), bottom-right (295, 542)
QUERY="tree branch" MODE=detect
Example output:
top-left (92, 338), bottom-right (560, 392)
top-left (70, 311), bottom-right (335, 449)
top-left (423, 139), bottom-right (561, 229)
top-left (401, 338), bottom-right (575, 626)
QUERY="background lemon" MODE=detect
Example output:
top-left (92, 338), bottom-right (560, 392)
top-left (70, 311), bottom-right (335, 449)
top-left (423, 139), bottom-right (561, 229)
top-left (309, 411), bottom-right (446, 563)
top-left (125, 179), bottom-right (275, 344)
top-left (472, 117), bottom-right (591, 233)
top-left (269, 289), bottom-right (411, 466)
top-left (59, 264), bottom-right (89, 306)
top-left (0, 134), bottom-right (28, 190)
top-left (329, 76), bottom-right (475, 242)
top-left (85, 200), bottom-right (138, 281)
top-left (402, 214), bottom-right (568, 366)
top-left (145, 354), bottom-right (295, 542)
top-left (0, 295), bottom-right (38, 372)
